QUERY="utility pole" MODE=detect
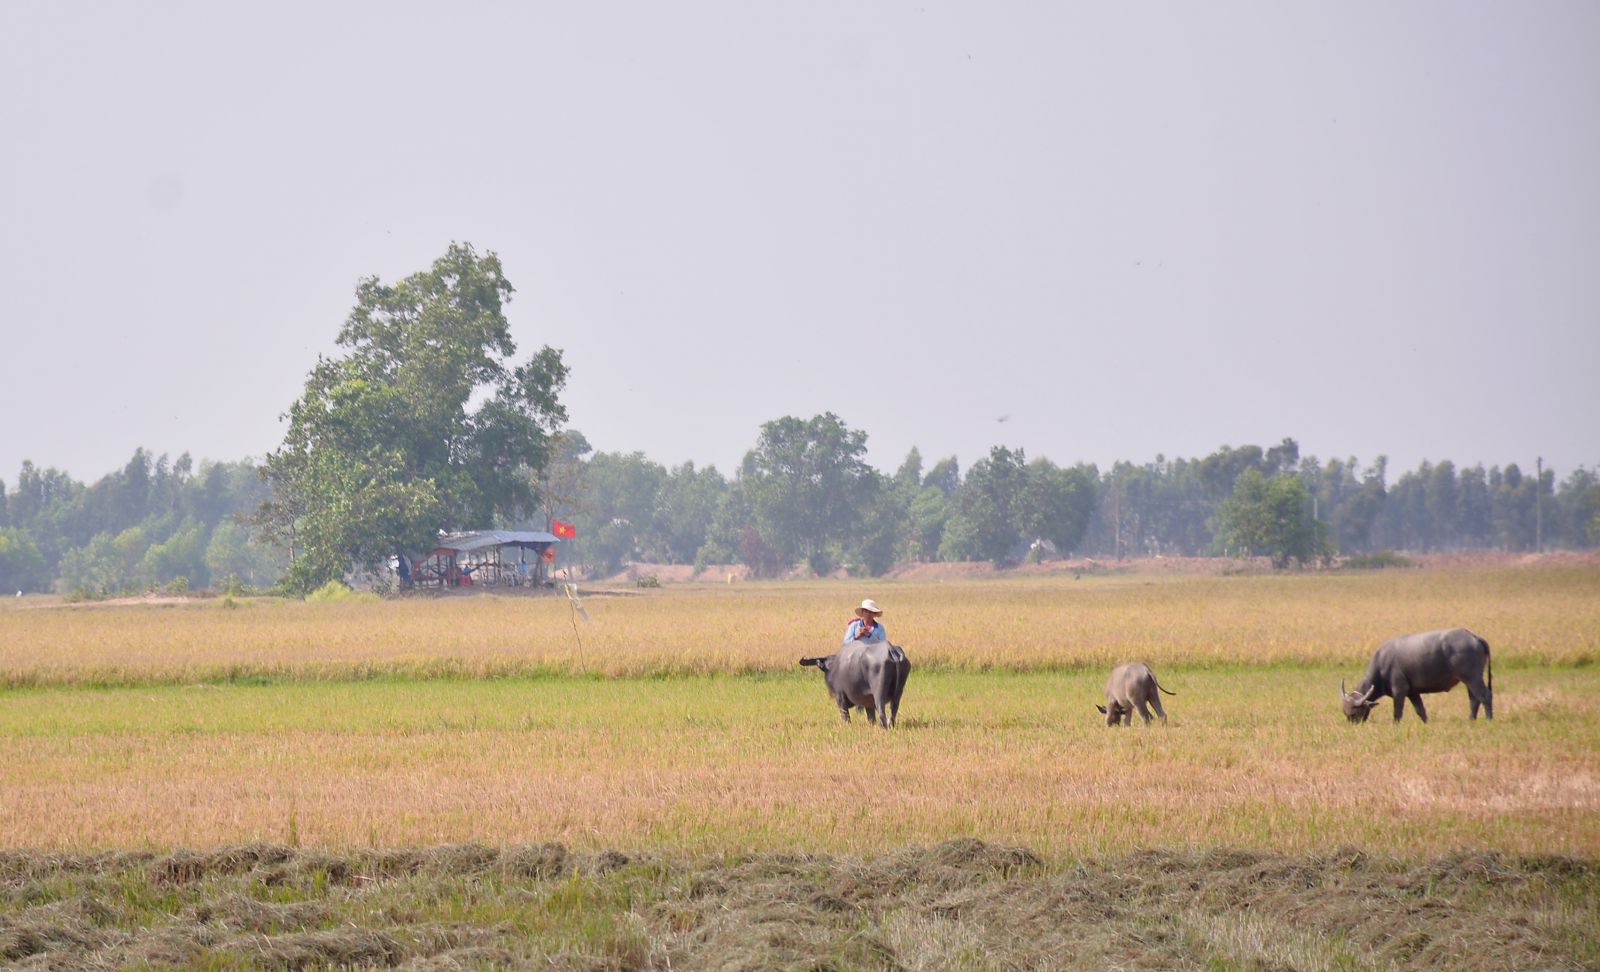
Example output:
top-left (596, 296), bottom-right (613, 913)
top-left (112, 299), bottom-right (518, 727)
top-left (1535, 456), bottom-right (1544, 553)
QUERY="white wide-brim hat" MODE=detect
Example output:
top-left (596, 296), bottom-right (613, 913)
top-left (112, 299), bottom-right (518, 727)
top-left (857, 599), bottom-right (883, 616)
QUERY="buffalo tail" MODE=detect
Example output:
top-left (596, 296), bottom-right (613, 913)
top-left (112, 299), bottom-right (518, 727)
top-left (1484, 637), bottom-right (1492, 694)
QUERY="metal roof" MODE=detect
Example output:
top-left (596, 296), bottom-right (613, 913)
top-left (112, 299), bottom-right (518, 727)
top-left (433, 530), bottom-right (560, 553)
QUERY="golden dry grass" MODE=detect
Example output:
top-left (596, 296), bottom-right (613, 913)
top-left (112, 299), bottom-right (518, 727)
top-left (2, 565), bottom-right (1596, 686)
top-left (1, 566), bottom-right (1596, 858)
top-left (3, 667), bottom-right (1597, 855)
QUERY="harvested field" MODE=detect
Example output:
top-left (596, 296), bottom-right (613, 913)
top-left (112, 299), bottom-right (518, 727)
top-left (1, 840), bottom-right (1596, 970)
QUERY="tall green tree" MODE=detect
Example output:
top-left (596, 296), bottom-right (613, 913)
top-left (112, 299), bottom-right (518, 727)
top-left (0, 528), bottom-right (47, 593)
top-left (1017, 458), bottom-right (1099, 555)
top-left (847, 473), bottom-right (906, 576)
top-left (655, 462), bottom-right (728, 566)
top-left (258, 243), bottom-right (568, 593)
top-left (57, 533), bottom-right (123, 596)
top-left (205, 521), bottom-right (283, 588)
top-left (577, 451), bottom-right (668, 576)
top-left (1216, 469), bottom-right (1329, 568)
top-left (940, 446), bottom-right (1029, 564)
top-left (743, 413), bottom-right (875, 575)
top-left (906, 485), bottom-right (949, 561)
top-left (923, 456), bottom-right (960, 498)
top-left (695, 482), bottom-right (753, 570)
top-left (1555, 468), bottom-right (1600, 548)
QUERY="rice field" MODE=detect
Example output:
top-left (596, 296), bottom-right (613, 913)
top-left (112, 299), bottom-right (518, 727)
top-left (1, 564), bottom-right (1597, 856)
top-left (2, 565), bottom-right (1595, 687)
top-left (3, 564), bottom-right (1599, 968)
top-left (3, 666), bottom-right (1597, 855)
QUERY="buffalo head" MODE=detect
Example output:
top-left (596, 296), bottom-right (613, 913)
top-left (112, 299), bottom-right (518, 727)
top-left (1340, 680), bottom-right (1380, 723)
top-left (1094, 702), bottom-right (1125, 727)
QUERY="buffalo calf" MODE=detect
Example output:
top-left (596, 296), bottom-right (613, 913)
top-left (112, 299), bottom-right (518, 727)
top-left (1096, 662), bottom-right (1175, 727)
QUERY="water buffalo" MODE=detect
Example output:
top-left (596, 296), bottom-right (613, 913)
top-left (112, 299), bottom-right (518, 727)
top-left (798, 641), bottom-right (911, 728)
top-left (1095, 662), bottom-right (1175, 726)
top-left (1341, 628), bottom-right (1493, 723)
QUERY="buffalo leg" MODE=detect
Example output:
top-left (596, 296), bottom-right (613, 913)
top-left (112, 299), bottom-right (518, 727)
top-left (1392, 696), bottom-right (1407, 722)
top-left (1135, 699), bottom-right (1154, 725)
top-left (1409, 694), bottom-right (1428, 723)
top-left (872, 693), bottom-right (889, 729)
top-left (837, 694), bottom-right (852, 723)
top-left (1149, 693), bottom-right (1168, 726)
top-left (1466, 678), bottom-right (1492, 720)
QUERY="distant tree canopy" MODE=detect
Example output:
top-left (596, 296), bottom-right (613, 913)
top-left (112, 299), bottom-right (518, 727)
top-left (547, 431), bottom-right (1594, 579)
top-left (0, 527), bottom-right (48, 593)
top-left (1215, 469), bottom-right (1330, 568)
top-left (0, 450), bottom-right (275, 595)
top-left (257, 243), bottom-right (568, 594)
top-left (8, 410), bottom-right (1598, 594)
top-left (742, 413), bottom-right (877, 575)
top-left (8, 431), bottom-right (1599, 592)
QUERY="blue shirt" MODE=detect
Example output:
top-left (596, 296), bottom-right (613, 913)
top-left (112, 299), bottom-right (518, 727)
top-left (842, 618), bottom-right (887, 646)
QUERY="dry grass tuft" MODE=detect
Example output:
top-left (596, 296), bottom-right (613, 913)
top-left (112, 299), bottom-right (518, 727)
top-left (192, 892), bottom-right (329, 933)
top-left (2, 840), bottom-right (1595, 970)
top-left (243, 927), bottom-right (407, 969)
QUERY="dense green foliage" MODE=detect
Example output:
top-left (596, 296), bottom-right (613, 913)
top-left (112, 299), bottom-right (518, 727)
top-left (6, 427), bottom-right (1596, 590)
top-left (0, 527), bottom-right (48, 593)
top-left (257, 243), bottom-right (568, 594)
top-left (545, 427), bottom-right (1595, 577)
top-left (0, 451), bottom-right (275, 595)
top-left (1215, 469), bottom-right (1331, 567)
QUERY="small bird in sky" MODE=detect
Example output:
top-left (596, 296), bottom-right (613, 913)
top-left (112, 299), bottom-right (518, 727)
top-left (997, 414), bottom-right (1011, 423)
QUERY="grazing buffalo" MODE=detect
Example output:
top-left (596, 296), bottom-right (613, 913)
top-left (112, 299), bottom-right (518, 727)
top-left (799, 641), bottom-right (911, 728)
top-left (1095, 662), bottom-right (1175, 726)
top-left (1341, 628), bottom-right (1493, 723)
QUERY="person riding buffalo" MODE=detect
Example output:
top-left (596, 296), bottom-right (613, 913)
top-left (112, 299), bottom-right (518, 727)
top-left (843, 599), bottom-right (886, 646)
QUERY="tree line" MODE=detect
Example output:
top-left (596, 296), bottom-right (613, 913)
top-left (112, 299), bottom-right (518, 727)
top-left (0, 450), bottom-right (278, 595)
top-left (3, 243), bottom-right (1596, 595)
top-left (4, 417), bottom-right (1596, 598)
top-left (537, 425), bottom-right (1600, 578)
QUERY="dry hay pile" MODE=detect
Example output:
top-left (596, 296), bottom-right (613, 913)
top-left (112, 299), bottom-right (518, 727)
top-left (2, 840), bottom-right (1596, 970)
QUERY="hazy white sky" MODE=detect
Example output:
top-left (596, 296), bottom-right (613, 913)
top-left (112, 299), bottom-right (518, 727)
top-left (2, 2), bottom-right (1596, 486)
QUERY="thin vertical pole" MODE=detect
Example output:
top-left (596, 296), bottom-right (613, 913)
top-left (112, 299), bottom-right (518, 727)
top-left (1535, 456), bottom-right (1544, 552)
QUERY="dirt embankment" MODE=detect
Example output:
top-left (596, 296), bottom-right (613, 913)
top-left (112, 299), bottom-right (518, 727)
top-left (1, 840), bottom-right (1594, 970)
